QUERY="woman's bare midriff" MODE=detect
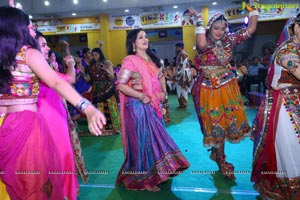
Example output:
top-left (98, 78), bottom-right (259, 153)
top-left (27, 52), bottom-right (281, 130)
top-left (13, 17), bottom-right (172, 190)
top-left (0, 103), bottom-right (37, 114)
top-left (202, 68), bottom-right (231, 77)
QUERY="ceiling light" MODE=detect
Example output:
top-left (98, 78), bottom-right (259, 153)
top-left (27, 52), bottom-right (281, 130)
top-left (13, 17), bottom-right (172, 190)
top-left (44, 1), bottom-right (49, 6)
top-left (15, 2), bottom-right (22, 9)
top-left (173, 5), bottom-right (178, 9)
top-left (212, 2), bottom-right (217, 5)
top-left (103, 0), bottom-right (107, 2)
top-left (72, 13), bottom-right (77, 16)
top-left (124, 9), bottom-right (129, 13)
top-left (29, 15), bottom-right (33, 19)
top-left (73, 0), bottom-right (78, 4)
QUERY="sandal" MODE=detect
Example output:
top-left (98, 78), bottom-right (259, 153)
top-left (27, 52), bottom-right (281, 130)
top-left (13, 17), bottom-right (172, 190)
top-left (208, 148), bottom-right (236, 180)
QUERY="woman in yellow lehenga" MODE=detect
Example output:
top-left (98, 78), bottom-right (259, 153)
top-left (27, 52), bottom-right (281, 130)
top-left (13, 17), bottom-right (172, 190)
top-left (189, 5), bottom-right (258, 179)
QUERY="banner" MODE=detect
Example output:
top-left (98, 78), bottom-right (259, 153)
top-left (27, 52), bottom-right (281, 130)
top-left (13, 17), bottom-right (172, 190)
top-left (36, 23), bottom-right (100, 33)
top-left (226, 2), bottom-right (299, 23)
top-left (109, 11), bottom-right (185, 30)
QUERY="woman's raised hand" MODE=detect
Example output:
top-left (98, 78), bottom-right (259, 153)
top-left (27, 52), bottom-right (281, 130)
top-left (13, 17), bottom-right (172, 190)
top-left (188, 7), bottom-right (202, 18)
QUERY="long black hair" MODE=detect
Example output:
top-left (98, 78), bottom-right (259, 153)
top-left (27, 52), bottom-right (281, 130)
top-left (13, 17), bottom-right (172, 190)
top-left (126, 28), bottom-right (162, 68)
top-left (0, 6), bottom-right (39, 93)
top-left (91, 47), bottom-right (106, 63)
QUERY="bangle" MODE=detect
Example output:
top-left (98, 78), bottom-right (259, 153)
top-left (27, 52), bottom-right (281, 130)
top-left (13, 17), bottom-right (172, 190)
top-left (245, 30), bottom-right (252, 38)
top-left (65, 57), bottom-right (75, 67)
top-left (76, 98), bottom-right (92, 112)
top-left (196, 18), bottom-right (204, 27)
top-left (195, 26), bottom-right (206, 34)
top-left (249, 10), bottom-right (259, 18)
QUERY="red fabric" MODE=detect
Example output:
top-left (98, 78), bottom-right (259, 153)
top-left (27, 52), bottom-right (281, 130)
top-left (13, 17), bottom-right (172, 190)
top-left (263, 91), bottom-right (280, 184)
top-left (252, 90), bottom-right (280, 185)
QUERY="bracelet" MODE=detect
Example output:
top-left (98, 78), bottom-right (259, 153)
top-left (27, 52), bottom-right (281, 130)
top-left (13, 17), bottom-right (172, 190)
top-left (249, 10), bottom-right (259, 18)
top-left (196, 17), bottom-right (204, 27)
top-left (76, 98), bottom-right (92, 112)
top-left (65, 57), bottom-right (75, 66)
top-left (195, 26), bottom-right (206, 34)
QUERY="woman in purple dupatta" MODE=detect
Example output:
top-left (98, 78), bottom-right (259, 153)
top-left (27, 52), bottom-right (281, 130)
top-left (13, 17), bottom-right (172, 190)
top-left (116, 29), bottom-right (190, 192)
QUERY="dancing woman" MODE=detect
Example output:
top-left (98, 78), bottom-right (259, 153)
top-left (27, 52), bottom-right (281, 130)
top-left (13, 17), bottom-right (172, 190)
top-left (116, 29), bottom-right (190, 191)
top-left (189, 5), bottom-right (258, 179)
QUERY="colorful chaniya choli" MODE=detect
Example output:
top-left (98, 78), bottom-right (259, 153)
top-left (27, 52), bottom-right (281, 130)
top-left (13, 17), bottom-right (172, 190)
top-left (251, 40), bottom-right (300, 199)
top-left (192, 28), bottom-right (251, 148)
top-left (0, 46), bottom-right (63, 199)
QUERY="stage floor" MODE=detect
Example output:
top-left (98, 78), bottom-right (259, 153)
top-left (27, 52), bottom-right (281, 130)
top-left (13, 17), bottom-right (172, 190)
top-left (77, 94), bottom-right (259, 200)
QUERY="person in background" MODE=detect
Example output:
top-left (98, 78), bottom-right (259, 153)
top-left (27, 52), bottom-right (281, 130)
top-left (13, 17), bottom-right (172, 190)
top-left (164, 58), bottom-right (170, 67)
top-left (164, 63), bottom-right (176, 94)
top-left (251, 13), bottom-right (300, 199)
top-left (88, 47), bottom-right (121, 135)
top-left (260, 47), bottom-right (272, 67)
top-left (113, 64), bottom-right (121, 104)
top-left (174, 42), bottom-right (192, 109)
top-left (236, 60), bottom-right (248, 96)
top-left (150, 48), bottom-right (171, 122)
top-left (74, 47), bottom-right (92, 95)
top-left (0, 6), bottom-right (105, 199)
top-left (67, 47), bottom-right (92, 129)
top-left (189, 2), bottom-right (258, 180)
top-left (116, 28), bottom-right (190, 192)
top-left (245, 56), bottom-right (266, 93)
top-left (188, 59), bottom-right (198, 93)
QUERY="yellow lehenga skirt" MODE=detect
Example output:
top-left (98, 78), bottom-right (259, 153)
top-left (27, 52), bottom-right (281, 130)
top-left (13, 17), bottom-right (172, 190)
top-left (0, 179), bottom-right (10, 200)
top-left (0, 114), bottom-right (10, 200)
top-left (96, 95), bottom-right (121, 135)
top-left (197, 76), bottom-right (250, 147)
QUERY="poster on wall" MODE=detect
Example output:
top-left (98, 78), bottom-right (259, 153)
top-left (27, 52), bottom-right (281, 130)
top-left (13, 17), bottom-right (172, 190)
top-left (225, 2), bottom-right (299, 23)
top-left (35, 22), bottom-right (101, 33)
top-left (110, 15), bottom-right (141, 29)
top-left (109, 3), bottom-right (299, 30)
top-left (109, 10), bottom-right (194, 30)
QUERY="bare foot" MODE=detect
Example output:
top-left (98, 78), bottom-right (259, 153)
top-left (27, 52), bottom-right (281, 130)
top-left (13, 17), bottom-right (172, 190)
top-left (147, 186), bottom-right (160, 192)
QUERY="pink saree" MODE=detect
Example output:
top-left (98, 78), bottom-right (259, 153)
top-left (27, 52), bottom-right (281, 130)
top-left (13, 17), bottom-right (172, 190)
top-left (0, 110), bottom-right (63, 200)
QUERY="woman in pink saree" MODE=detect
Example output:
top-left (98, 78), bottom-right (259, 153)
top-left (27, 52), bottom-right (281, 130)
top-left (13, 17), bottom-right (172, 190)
top-left (116, 29), bottom-right (190, 192)
top-left (35, 31), bottom-right (86, 200)
top-left (0, 6), bottom-right (105, 200)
